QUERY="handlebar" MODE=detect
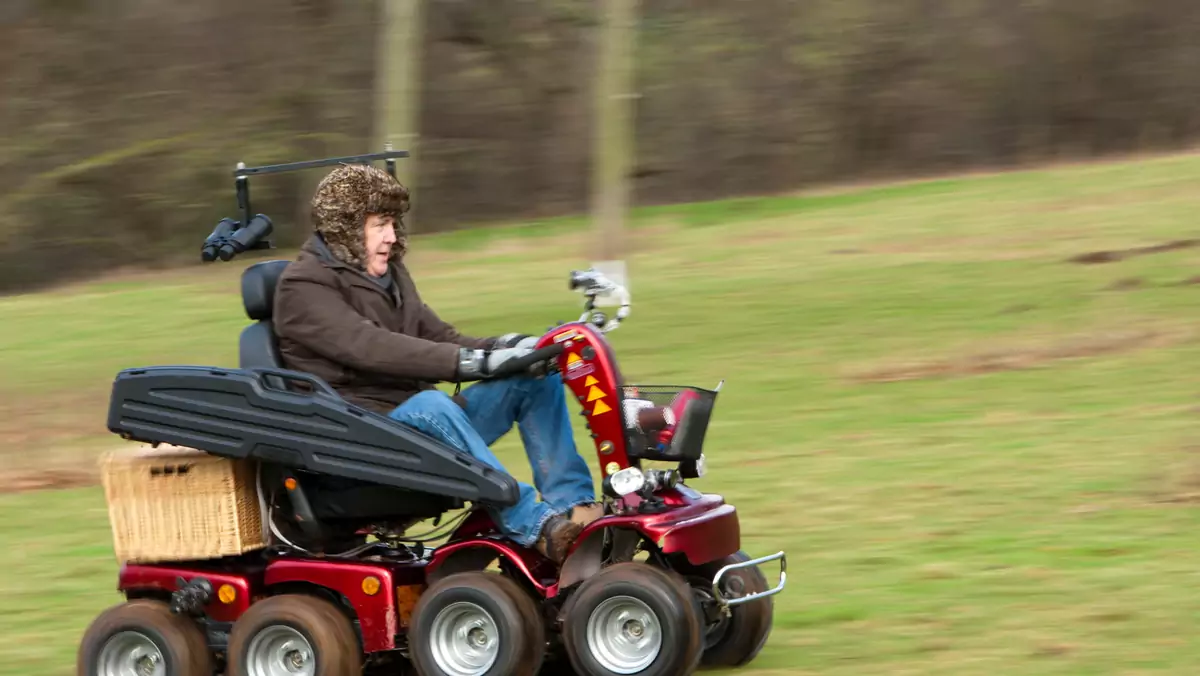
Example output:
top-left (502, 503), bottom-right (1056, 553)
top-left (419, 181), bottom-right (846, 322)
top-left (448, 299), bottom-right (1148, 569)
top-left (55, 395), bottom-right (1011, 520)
top-left (569, 269), bottom-right (618, 294)
top-left (569, 268), bottom-right (631, 333)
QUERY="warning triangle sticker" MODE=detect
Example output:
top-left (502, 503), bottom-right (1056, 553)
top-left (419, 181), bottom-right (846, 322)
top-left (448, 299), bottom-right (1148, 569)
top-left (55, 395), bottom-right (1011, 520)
top-left (592, 399), bottom-right (612, 415)
top-left (584, 375), bottom-right (599, 387)
top-left (567, 353), bottom-right (582, 364)
top-left (587, 386), bottom-right (606, 402)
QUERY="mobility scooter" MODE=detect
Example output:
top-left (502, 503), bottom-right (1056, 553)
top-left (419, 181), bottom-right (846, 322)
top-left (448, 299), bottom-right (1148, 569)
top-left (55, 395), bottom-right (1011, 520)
top-left (77, 151), bottom-right (787, 676)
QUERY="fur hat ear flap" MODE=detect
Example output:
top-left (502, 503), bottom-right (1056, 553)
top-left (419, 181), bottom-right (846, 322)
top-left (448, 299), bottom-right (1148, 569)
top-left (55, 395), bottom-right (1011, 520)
top-left (310, 163), bottom-right (411, 269)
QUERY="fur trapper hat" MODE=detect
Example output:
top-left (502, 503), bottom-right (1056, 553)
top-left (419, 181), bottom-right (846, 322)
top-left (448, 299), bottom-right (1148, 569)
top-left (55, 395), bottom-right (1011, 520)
top-left (310, 163), bottom-right (411, 268)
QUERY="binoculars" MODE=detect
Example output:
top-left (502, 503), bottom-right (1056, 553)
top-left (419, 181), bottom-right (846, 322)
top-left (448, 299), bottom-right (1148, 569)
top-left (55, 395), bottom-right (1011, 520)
top-left (201, 214), bottom-right (273, 262)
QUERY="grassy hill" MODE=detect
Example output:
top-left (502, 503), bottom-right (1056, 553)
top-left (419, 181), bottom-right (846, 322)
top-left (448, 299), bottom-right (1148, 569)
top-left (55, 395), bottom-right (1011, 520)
top-left (1, 152), bottom-right (1198, 674)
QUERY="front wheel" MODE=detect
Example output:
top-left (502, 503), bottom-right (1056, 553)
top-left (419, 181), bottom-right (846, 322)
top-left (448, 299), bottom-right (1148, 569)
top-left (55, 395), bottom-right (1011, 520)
top-left (76, 599), bottom-right (212, 676)
top-left (677, 550), bottom-right (774, 667)
top-left (560, 562), bottom-right (702, 676)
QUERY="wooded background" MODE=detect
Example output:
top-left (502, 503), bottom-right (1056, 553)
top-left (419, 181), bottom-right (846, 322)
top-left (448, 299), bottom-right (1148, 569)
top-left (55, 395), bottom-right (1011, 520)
top-left (4, 0), bottom-right (1200, 291)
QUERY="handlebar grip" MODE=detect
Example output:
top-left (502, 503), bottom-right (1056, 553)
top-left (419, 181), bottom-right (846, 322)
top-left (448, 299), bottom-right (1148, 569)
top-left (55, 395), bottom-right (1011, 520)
top-left (490, 343), bottom-right (566, 379)
top-left (569, 270), bottom-right (590, 290)
top-left (570, 269), bottom-right (611, 291)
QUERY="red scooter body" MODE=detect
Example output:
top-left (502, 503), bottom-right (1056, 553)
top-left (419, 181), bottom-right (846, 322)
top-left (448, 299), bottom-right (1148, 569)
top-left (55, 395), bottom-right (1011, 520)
top-left (117, 304), bottom-right (743, 656)
top-left (118, 556), bottom-right (428, 653)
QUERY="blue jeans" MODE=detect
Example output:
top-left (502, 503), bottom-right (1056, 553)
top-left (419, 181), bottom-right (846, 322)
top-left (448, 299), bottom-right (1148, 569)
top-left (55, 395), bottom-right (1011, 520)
top-left (387, 373), bottom-right (596, 547)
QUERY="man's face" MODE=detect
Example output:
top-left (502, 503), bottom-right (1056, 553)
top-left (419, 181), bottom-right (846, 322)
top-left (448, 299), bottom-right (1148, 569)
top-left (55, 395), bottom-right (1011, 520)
top-left (363, 213), bottom-right (398, 277)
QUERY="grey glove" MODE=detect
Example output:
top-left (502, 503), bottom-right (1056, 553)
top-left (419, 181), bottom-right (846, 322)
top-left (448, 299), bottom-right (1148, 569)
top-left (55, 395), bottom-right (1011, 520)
top-left (494, 333), bottom-right (540, 350)
top-left (457, 346), bottom-right (535, 381)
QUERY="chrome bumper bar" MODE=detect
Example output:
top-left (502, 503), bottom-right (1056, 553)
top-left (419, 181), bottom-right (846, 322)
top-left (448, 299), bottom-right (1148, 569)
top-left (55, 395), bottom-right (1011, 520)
top-left (712, 550), bottom-right (787, 611)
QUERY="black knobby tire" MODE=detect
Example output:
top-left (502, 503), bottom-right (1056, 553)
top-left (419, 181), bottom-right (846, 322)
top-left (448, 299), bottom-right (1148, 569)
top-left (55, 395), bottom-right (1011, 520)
top-left (560, 562), bottom-right (703, 676)
top-left (227, 594), bottom-right (362, 676)
top-left (408, 571), bottom-right (546, 676)
top-left (76, 599), bottom-right (212, 676)
top-left (679, 550), bottom-right (774, 667)
top-left (488, 572), bottom-right (547, 676)
top-left (498, 574), bottom-right (548, 676)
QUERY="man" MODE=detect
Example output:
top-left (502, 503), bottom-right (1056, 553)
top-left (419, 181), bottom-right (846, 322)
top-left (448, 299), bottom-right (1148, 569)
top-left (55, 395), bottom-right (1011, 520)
top-left (272, 163), bottom-right (600, 563)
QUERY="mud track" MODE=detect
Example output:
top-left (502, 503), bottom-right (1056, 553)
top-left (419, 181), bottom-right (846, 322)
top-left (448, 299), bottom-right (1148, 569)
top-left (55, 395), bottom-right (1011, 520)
top-left (1069, 239), bottom-right (1198, 264)
top-left (0, 469), bottom-right (96, 494)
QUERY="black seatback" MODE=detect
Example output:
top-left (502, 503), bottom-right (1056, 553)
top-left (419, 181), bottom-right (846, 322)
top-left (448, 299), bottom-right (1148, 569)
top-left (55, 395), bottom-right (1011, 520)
top-left (242, 259), bottom-right (291, 322)
top-left (238, 260), bottom-right (291, 371)
top-left (239, 322), bottom-right (282, 371)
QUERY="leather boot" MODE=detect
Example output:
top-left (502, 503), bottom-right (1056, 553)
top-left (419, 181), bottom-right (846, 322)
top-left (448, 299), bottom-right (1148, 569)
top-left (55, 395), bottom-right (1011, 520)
top-left (534, 514), bottom-right (584, 564)
top-left (568, 502), bottom-right (604, 528)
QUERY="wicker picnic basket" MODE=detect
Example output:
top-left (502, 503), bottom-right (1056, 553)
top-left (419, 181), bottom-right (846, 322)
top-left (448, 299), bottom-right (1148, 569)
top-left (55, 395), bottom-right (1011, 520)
top-left (100, 444), bottom-right (266, 564)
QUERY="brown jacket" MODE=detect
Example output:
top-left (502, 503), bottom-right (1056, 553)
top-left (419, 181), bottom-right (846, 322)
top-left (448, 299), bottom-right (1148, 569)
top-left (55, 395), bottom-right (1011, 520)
top-left (273, 235), bottom-right (494, 414)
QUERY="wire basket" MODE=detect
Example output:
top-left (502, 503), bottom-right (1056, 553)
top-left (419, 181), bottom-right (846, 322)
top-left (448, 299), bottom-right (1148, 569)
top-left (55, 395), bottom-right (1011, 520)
top-left (620, 385), bottom-right (719, 461)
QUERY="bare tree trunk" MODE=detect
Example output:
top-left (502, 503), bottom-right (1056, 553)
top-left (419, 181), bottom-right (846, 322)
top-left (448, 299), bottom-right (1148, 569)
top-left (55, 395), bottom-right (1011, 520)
top-left (375, 0), bottom-right (424, 226)
top-left (292, 0), bottom-right (335, 238)
top-left (591, 0), bottom-right (640, 261)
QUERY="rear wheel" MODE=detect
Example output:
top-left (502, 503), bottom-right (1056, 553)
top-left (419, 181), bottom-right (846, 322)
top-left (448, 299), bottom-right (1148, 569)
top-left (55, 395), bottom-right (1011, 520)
top-left (560, 562), bottom-right (702, 676)
top-left (76, 599), bottom-right (212, 676)
top-left (408, 571), bottom-right (545, 676)
top-left (227, 594), bottom-right (362, 676)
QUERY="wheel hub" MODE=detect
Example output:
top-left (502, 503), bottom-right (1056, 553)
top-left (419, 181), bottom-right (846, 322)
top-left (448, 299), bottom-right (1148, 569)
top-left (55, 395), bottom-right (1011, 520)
top-left (286, 648), bottom-right (310, 671)
top-left (724, 576), bottom-right (746, 598)
top-left (688, 577), bottom-right (732, 648)
top-left (586, 596), bottom-right (662, 674)
top-left (246, 626), bottom-right (315, 676)
top-left (97, 631), bottom-right (165, 676)
top-left (136, 654), bottom-right (160, 676)
top-left (429, 601), bottom-right (499, 676)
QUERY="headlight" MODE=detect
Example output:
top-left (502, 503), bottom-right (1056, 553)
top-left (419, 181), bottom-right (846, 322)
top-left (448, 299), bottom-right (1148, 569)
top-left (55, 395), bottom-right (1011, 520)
top-left (603, 467), bottom-right (646, 498)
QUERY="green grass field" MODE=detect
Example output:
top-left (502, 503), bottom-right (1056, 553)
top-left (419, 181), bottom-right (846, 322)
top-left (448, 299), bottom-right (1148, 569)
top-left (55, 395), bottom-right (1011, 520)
top-left (2, 151), bottom-right (1199, 674)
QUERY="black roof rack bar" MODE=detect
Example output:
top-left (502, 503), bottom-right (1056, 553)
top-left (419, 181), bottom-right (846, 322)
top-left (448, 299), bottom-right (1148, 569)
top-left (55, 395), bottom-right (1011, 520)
top-left (234, 150), bottom-right (410, 177)
top-left (203, 149), bottom-right (409, 262)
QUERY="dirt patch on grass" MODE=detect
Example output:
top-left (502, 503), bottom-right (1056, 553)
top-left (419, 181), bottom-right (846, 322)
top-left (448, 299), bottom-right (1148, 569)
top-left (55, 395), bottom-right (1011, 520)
top-left (1068, 239), bottom-right (1199, 264)
top-left (848, 328), bottom-right (1189, 383)
top-left (1106, 277), bottom-right (1144, 291)
top-left (0, 389), bottom-right (109, 451)
top-left (0, 468), bottom-right (96, 494)
top-left (1151, 445), bottom-right (1200, 505)
top-left (1000, 303), bottom-right (1037, 314)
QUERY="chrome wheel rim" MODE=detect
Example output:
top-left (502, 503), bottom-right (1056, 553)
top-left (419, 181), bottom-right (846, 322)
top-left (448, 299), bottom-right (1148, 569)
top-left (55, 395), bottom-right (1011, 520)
top-left (97, 631), bottom-right (165, 676)
top-left (245, 625), bottom-right (315, 676)
top-left (429, 601), bottom-right (500, 676)
top-left (585, 595), bottom-right (662, 674)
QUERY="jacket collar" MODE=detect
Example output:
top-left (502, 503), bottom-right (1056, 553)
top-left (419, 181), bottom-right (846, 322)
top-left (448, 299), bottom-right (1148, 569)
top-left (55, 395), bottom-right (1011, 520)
top-left (304, 233), bottom-right (353, 270)
top-left (303, 233), bottom-right (402, 304)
